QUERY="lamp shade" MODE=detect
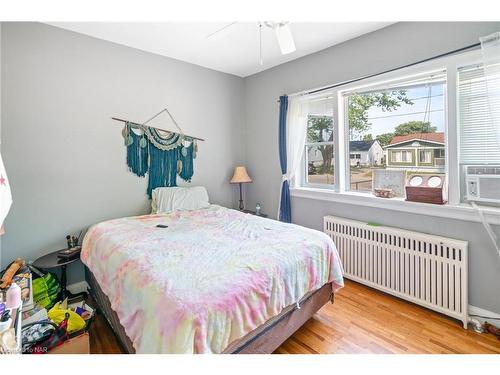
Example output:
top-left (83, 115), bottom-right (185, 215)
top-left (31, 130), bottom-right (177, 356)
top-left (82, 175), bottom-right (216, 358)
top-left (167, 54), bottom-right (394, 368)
top-left (230, 166), bottom-right (252, 184)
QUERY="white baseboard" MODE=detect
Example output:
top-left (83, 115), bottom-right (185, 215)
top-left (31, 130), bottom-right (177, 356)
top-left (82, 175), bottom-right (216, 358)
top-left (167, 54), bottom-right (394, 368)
top-left (67, 280), bottom-right (89, 295)
top-left (468, 305), bottom-right (500, 324)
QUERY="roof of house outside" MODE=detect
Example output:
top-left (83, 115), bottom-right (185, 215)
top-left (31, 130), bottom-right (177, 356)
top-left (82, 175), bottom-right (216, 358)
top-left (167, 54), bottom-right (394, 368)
top-left (389, 132), bottom-right (445, 146)
top-left (350, 140), bottom-right (376, 152)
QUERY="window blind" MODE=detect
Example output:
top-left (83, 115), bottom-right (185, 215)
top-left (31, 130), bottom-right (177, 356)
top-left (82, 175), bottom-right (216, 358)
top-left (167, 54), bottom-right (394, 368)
top-left (458, 65), bottom-right (500, 164)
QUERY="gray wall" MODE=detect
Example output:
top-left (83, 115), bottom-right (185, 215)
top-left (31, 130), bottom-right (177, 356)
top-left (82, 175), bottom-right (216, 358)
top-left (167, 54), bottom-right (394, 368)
top-left (0, 22), bottom-right (245, 283)
top-left (244, 22), bottom-right (500, 313)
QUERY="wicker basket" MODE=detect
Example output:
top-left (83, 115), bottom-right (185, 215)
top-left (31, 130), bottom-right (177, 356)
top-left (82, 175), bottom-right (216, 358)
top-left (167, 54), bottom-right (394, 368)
top-left (373, 188), bottom-right (395, 198)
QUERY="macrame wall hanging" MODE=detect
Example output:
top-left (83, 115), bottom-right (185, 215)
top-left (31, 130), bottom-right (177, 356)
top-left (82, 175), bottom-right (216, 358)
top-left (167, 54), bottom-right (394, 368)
top-left (113, 108), bottom-right (203, 198)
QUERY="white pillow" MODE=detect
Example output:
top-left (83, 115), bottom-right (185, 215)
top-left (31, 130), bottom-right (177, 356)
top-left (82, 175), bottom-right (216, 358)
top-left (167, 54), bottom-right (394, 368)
top-left (151, 186), bottom-right (210, 214)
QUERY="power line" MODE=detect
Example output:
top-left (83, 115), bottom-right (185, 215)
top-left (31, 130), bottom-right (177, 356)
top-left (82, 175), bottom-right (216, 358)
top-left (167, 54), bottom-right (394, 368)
top-left (404, 93), bottom-right (444, 102)
top-left (367, 109), bottom-right (444, 120)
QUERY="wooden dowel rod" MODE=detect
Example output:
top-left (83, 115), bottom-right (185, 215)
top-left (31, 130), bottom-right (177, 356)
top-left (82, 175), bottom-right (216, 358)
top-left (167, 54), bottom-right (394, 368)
top-left (111, 117), bottom-right (205, 142)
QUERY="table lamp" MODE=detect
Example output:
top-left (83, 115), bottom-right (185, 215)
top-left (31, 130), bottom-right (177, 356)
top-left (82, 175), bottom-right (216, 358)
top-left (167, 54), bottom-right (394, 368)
top-left (230, 166), bottom-right (252, 210)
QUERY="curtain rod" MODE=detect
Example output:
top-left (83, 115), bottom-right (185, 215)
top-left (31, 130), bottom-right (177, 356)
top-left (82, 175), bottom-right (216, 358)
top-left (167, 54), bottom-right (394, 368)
top-left (111, 117), bottom-right (205, 142)
top-left (279, 42), bottom-right (481, 100)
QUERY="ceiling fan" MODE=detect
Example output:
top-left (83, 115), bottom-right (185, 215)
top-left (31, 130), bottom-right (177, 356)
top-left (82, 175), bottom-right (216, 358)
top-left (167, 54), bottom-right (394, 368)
top-left (206, 22), bottom-right (296, 65)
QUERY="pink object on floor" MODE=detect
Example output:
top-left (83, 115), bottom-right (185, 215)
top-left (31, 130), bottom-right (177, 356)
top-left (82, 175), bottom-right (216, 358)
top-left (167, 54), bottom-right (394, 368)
top-left (6, 283), bottom-right (21, 309)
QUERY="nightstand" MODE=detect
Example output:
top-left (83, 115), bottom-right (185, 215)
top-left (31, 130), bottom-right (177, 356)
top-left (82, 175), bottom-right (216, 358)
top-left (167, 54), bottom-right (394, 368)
top-left (33, 250), bottom-right (87, 301)
top-left (242, 209), bottom-right (268, 218)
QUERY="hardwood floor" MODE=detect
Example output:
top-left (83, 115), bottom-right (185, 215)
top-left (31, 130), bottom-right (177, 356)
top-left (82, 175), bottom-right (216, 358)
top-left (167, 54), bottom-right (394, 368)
top-left (89, 280), bottom-right (500, 354)
top-left (89, 307), bottom-right (124, 354)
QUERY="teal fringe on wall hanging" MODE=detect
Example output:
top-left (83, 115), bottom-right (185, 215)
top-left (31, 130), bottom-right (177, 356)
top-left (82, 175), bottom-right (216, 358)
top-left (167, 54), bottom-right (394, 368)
top-left (125, 124), bottom-right (149, 177)
top-left (147, 143), bottom-right (179, 197)
top-left (123, 121), bottom-right (197, 198)
top-left (178, 143), bottom-right (194, 182)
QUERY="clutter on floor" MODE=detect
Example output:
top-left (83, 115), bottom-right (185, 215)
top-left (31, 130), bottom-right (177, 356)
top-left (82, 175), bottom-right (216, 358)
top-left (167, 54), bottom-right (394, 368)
top-left (1, 258), bottom-right (94, 354)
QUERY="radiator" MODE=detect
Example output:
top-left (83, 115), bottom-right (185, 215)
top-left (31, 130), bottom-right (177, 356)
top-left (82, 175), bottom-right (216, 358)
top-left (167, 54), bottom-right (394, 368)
top-left (324, 216), bottom-right (469, 328)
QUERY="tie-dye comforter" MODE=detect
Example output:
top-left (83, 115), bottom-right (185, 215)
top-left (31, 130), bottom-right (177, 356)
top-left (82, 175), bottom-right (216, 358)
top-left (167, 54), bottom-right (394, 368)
top-left (81, 205), bottom-right (344, 353)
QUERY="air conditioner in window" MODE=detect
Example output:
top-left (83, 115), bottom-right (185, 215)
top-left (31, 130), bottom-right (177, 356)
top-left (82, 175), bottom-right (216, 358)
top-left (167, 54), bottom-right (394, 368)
top-left (465, 165), bottom-right (500, 203)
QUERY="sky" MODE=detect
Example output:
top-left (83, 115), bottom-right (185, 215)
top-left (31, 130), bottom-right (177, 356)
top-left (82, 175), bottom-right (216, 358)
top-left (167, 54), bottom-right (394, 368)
top-left (359, 83), bottom-right (445, 138)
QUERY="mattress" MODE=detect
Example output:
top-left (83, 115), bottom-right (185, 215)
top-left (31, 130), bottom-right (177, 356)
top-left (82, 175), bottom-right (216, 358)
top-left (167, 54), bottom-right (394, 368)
top-left (81, 205), bottom-right (344, 353)
top-left (85, 266), bottom-right (334, 354)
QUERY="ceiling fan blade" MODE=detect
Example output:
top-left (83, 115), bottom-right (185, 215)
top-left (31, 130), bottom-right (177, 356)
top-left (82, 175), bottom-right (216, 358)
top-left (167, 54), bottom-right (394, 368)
top-left (275, 23), bottom-right (296, 55)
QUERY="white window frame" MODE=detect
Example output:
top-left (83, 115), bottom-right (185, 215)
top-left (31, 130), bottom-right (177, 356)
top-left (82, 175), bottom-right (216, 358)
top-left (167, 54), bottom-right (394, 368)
top-left (291, 49), bottom-right (500, 224)
top-left (302, 115), bottom-right (335, 190)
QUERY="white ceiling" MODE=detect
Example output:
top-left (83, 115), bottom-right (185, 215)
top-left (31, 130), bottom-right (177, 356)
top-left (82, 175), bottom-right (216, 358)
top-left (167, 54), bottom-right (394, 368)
top-left (47, 22), bottom-right (394, 77)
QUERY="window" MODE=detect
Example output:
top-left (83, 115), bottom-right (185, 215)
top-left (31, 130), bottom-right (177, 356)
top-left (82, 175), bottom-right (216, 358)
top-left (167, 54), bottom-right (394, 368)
top-left (458, 65), bottom-right (500, 165)
top-left (345, 75), bottom-right (447, 193)
top-left (293, 49), bottom-right (499, 211)
top-left (458, 64), bottom-right (500, 202)
top-left (391, 150), bottom-right (413, 163)
top-left (434, 149), bottom-right (445, 158)
top-left (419, 150), bottom-right (432, 164)
top-left (305, 115), bottom-right (334, 186)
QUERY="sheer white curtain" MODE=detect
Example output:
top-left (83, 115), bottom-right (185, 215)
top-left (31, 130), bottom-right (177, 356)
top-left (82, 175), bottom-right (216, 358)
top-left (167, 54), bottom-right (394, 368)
top-left (277, 97), bottom-right (309, 219)
top-left (480, 32), bottom-right (500, 149)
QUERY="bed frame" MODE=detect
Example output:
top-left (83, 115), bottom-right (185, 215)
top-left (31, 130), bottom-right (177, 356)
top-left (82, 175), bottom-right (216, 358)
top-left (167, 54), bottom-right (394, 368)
top-left (85, 266), bottom-right (334, 354)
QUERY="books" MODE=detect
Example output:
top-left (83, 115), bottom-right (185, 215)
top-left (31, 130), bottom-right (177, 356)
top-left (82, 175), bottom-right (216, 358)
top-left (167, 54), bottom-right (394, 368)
top-left (57, 246), bottom-right (81, 259)
top-left (22, 304), bottom-right (48, 326)
top-left (13, 266), bottom-right (33, 311)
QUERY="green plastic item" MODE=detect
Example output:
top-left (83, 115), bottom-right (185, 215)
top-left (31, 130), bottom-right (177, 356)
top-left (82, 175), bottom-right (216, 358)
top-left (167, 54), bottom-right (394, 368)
top-left (29, 265), bottom-right (61, 309)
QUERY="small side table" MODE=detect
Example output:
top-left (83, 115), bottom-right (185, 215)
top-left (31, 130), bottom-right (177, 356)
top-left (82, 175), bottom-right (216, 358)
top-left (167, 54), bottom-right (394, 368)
top-left (242, 209), bottom-right (268, 218)
top-left (33, 250), bottom-right (87, 301)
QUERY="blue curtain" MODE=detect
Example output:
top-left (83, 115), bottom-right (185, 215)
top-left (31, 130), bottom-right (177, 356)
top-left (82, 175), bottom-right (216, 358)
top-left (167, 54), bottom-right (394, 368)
top-left (278, 95), bottom-right (291, 223)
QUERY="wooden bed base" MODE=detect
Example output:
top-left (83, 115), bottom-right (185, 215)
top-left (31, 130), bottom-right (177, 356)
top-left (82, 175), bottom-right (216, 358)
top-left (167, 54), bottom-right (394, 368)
top-left (84, 266), bottom-right (334, 354)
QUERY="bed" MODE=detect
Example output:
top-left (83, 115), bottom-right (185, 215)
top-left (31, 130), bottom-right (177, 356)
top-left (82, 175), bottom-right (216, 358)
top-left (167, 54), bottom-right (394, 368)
top-left (81, 189), bottom-right (344, 354)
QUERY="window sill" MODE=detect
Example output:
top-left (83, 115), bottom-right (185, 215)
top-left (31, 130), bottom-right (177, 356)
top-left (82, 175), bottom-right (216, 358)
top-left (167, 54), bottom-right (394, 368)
top-left (290, 187), bottom-right (500, 225)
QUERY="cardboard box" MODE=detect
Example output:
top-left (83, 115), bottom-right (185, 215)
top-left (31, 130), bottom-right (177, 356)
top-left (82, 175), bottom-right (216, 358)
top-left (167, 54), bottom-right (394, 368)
top-left (48, 333), bottom-right (89, 354)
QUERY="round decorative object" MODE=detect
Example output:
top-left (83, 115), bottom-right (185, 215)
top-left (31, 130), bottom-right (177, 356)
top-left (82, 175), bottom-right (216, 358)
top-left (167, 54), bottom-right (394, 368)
top-left (122, 125), bottom-right (128, 138)
top-left (126, 135), bottom-right (134, 146)
top-left (145, 127), bottom-right (182, 151)
top-left (428, 176), bottom-right (442, 188)
top-left (409, 175), bottom-right (423, 187)
top-left (181, 147), bottom-right (188, 157)
top-left (139, 137), bottom-right (147, 148)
